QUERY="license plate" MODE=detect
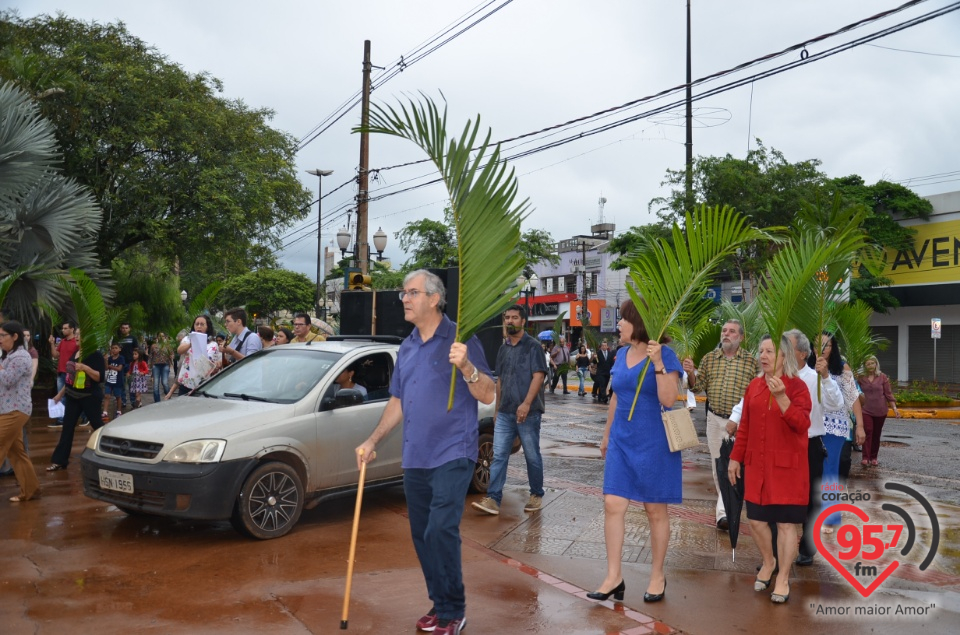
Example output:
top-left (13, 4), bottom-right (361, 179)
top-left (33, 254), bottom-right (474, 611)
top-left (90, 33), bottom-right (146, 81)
top-left (98, 469), bottom-right (134, 494)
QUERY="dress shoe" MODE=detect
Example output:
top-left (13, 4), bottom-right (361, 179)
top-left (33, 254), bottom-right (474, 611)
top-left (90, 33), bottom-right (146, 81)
top-left (643, 579), bottom-right (666, 603)
top-left (716, 517), bottom-right (728, 530)
top-left (771, 584), bottom-right (790, 604)
top-left (755, 562), bottom-right (779, 576)
top-left (586, 579), bottom-right (625, 602)
top-left (754, 577), bottom-right (771, 592)
top-left (795, 554), bottom-right (814, 567)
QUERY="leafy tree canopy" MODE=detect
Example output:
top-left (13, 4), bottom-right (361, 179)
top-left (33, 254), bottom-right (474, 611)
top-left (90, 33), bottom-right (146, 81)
top-left (605, 223), bottom-right (672, 270)
top-left (0, 13), bottom-right (312, 291)
top-left (219, 268), bottom-right (315, 320)
top-left (111, 251), bottom-right (187, 334)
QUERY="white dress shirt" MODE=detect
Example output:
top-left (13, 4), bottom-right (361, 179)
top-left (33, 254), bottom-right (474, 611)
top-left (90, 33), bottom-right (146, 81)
top-left (728, 364), bottom-right (842, 438)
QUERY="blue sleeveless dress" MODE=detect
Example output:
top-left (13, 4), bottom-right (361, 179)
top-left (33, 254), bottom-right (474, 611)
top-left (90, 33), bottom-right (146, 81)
top-left (603, 345), bottom-right (684, 503)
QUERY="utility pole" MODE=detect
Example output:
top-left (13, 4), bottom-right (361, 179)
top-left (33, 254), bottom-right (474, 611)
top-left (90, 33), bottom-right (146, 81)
top-left (581, 240), bottom-right (589, 336)
top-left (684, 0), bottom-right (694, 213)
top-left (356, 40), bottom-right (372, 275)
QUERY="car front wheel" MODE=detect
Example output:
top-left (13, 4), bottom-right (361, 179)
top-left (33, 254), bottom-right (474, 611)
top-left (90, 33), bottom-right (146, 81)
top-left (471, 432), bottom-right (494, 494)
top-left (231, 461), bottom-right (304, 539)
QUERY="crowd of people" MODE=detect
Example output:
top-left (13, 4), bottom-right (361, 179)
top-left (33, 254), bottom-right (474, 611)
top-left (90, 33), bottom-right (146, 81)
top-left (0, 308), bottom-right (331, 492)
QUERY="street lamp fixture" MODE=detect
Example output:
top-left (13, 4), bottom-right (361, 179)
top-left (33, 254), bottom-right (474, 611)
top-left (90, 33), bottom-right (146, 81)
top-left (516, 273), bottom-right (539, 319)
top-left (338, 223), bottom-right (388, 262)
top-left (180, 289), bottom-right (188, 304)
top-left (307, 169), bottom-right (334, 319)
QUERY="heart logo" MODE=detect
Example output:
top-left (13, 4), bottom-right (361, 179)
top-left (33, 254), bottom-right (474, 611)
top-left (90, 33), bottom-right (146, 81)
top-left (814, 503), bottom-right (900, 598)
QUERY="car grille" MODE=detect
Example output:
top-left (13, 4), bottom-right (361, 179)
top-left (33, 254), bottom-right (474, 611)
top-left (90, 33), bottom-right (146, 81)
top-left (82, 474), bottom-right (167, 512)
top-left (99, 435), bottom-right (164, 460)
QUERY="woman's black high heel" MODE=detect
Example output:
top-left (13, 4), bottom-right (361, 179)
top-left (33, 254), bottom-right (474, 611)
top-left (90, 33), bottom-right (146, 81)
top-left (586, 580), bottom-right (625, 601)
top-left (643, 578), bottom-right (667, 603)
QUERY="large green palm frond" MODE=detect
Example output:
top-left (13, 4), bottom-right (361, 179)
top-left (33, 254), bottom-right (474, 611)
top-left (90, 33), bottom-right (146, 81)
top-left (0, 81), bottom-right (59, 199)
top-left (359, 94), bottom-right (529, 408)
top-left (755, 233), bottom-right (853, 381)
top-left (623, 204), bottom-right (775, 418)
top-left (835, 301), bottom-right (887, 374)
top-left (789, 203), bottom-right (872, 362)
top-left (55, 269), bottom-right (125, 356)
top-left (665, 298), bottom-right (715, 362)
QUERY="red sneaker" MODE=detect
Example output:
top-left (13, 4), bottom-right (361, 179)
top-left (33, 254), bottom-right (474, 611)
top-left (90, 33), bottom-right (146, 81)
top-left (434, 617), bottom-right (466, 634)
top-left (416, 608), bottom-right (438, 632)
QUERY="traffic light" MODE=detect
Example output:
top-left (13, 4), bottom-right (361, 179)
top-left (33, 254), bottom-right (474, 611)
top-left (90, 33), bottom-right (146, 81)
top-left (348, 273), bottom-right (372, 290)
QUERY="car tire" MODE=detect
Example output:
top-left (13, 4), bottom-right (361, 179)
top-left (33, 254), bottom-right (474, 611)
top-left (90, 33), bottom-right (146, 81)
top-left (470, 432), bottom-right (494, 494)
top-left (231, 461), bottom-right (304, 540)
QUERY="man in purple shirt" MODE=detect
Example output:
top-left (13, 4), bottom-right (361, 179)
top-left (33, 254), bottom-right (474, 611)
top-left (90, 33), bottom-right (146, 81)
top-left (357, 269), bottom-right (494, 635)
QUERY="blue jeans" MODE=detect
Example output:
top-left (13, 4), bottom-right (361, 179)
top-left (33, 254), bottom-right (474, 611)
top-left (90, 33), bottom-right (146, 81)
top-left (485, 411), bottom-right (544, 504)
top-left (576, 367), bottom-right (586, 393)
top-left (403, 458), bottom-right (473, 622)
top-left (152, 364), bottom-right (170, 402)
top-left (822, 433), bottom-right (846, 526)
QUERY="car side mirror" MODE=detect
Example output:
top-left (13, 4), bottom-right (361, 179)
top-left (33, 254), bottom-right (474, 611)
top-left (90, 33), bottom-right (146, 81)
top-left (322, 388), bottom-right (365, 410)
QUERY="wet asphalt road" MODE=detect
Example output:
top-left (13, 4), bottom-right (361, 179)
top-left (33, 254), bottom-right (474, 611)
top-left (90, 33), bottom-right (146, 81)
top-left (2, 391), bottom-right (958, 634)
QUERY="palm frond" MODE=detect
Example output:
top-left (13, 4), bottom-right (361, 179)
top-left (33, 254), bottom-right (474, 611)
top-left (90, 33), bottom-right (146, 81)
top-left (359, 94), bottom-right (529, 409)
top-left (835, 301), bottom-right (887, 374)
top-left (623, 204), bottom-right (775, 419)
top-left (665, 299), bottom-right (715, 361)
top-left (0, 81), bottom-right (59, 199)
top-left (54, 269), bottom-right (125, 355)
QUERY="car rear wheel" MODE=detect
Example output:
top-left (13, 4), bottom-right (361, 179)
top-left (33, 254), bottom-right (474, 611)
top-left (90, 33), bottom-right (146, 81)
top-left (231, 461), bottom-right (304, 540)
top-left (471, 432), bottom-right (494, 494)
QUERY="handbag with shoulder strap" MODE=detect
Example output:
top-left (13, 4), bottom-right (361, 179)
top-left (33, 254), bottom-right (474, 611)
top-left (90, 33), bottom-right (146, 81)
top-left (661, 405), bottom-right (699, 453)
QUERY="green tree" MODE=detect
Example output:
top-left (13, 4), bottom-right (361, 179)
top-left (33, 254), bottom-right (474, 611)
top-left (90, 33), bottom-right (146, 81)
top-left (651, 140), bottom-right (826, 226)
top-left (519, 228), bottom-right (560, 275)
top-left (111, 251), bottom-right (186, 334)
top-left (219, 269), bottom-right (315, 320)
top-left (0, 14), bottom-right (312, 290)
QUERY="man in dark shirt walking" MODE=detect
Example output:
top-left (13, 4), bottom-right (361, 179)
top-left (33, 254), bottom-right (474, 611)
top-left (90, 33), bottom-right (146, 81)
top-left (473, 304), bottom-right (549, 516)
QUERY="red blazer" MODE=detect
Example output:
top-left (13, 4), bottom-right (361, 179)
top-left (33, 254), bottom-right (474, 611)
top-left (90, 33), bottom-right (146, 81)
top-left (730, 374), bottom-right (812, 507)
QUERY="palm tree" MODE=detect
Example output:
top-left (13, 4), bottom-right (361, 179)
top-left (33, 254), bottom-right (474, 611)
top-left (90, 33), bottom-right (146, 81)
top-left (359, 94), bottom-right (529, 408)
top-left (0, 81), bottom-right (111, 323)
top-left (624, 204), bottom-right (777, 419)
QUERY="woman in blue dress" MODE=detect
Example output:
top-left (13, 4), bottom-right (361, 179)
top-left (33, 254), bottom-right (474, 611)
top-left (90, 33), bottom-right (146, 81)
top-left (588, 300), bottom-right (682, 605)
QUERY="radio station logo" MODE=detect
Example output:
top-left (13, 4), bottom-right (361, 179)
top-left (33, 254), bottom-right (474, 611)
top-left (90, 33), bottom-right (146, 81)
top-left (814, 481), bottom-right (940, 598)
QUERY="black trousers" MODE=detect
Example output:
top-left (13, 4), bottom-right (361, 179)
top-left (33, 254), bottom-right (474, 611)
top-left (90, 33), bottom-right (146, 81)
top-left (594, 374), bottom-right (610, 403)
top-left (798, 434), bottom-right (825, 558)
top-left (550, 370), bottom-right (568, 392)
top-left (51, 393), bottom-right (104, 467)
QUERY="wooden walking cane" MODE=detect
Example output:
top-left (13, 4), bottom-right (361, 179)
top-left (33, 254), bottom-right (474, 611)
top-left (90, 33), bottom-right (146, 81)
top-left (341, 448), bottom-right (372, 629)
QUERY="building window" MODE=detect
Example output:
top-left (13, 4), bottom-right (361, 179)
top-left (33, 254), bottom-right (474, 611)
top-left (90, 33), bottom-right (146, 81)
top-left (545, 277), bottom-right (553, 293)
top-left (558, 277), bottom-right (565, 292)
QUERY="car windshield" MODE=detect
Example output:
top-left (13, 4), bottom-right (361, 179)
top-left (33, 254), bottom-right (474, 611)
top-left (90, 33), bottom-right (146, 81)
top-left (196, 348), bottom-right (341, 403)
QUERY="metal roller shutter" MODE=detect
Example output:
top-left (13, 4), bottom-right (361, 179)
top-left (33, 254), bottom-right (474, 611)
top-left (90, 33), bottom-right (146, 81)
top-left (907, 324), bottom-right (958, 384)
top-left (873, 326), bottom-right (898, 380)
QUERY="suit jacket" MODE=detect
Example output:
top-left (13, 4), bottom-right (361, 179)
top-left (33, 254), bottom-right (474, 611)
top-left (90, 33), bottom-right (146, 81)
top-left (594, 348), bottom-right (614, 376)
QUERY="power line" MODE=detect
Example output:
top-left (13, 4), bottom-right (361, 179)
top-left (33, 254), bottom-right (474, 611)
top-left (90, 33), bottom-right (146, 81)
top-left (296, 0), bottom-right (514, 152)
top-left (354, 0), bottom-right (960, 206)
top-left (866, 42), bottom-right (960, 57)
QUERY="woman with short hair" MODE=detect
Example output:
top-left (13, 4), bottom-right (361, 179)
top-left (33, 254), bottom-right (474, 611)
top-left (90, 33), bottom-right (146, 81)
top-left (728, 334), bottom-right (812, 604)
top-left (0, 321), bottom-right (40, 501)
top-left (857, 355), bottom-right (899, 467)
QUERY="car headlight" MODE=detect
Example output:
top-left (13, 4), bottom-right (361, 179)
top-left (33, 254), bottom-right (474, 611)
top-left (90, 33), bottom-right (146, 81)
top-left (86, 426), bottom-right (104, 451)
top-left (162, 440), bottom-right (226, 463)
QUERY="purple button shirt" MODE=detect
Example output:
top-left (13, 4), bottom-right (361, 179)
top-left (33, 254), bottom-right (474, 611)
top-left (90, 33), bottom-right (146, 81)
top-left (390, 314), bottom-right (491, 469)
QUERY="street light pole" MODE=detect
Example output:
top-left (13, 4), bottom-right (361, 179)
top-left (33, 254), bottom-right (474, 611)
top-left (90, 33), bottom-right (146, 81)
top-left (307, 169), bottom-right (334, 319)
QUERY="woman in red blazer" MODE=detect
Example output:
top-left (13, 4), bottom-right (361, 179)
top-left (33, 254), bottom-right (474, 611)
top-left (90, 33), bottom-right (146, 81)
top-left (728, 333), bottom-right (812, 605)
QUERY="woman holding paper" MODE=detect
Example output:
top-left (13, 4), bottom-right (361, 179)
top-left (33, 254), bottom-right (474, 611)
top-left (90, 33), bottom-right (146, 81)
top-left (168, 315), bottom-right (222, 397)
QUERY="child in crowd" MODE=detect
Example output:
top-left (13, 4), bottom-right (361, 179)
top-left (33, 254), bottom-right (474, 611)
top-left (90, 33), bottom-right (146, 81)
top-left (103, 343), bottom-right (125, 419)
top-left (129, 348), bottom-right (149, 408)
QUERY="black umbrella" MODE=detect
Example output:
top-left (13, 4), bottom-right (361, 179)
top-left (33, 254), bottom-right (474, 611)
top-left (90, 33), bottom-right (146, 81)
top-left (714, 436), bottom-right (745, 561)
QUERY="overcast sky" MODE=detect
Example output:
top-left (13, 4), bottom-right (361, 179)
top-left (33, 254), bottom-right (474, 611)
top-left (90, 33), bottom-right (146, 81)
top-left (13, 0), bottom-right (960, 279)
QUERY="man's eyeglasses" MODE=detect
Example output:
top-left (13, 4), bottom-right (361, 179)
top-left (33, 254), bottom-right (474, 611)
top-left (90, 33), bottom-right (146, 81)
top-left (293, 322), bottom-right (308, 327)
top-left (399, 289), bottom-right (426, 301)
